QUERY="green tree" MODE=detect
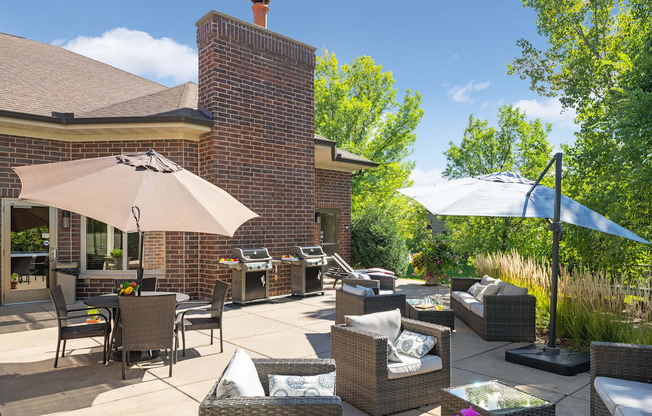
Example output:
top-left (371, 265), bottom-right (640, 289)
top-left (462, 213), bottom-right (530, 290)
top-left (315, 51), bottom-right (428, 252)
top-left (443, 105), bottom-right (554, 257)
top-left (508, 0), bottom-right (652, 276)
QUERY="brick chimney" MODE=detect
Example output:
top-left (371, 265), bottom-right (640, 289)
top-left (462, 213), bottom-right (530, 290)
top-left (251, 0), bottom-right (270, 28)
top-left (195, 11), bottom-right (317, 297)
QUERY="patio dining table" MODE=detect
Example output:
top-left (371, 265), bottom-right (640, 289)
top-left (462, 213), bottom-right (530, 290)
top-left (84, 291), bottom-right (189, 361)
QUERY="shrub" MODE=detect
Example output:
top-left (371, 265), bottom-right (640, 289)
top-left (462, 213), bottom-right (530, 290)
top-left (411, 236), bottom-right (462, 285)
top-left (474, 251), bottom-right (652, 351)
top-left (351, 206), bottom-right (409, 276)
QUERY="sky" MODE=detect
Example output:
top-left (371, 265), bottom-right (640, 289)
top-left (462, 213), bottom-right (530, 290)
top-left (0, 1), bottom-right (578, 185)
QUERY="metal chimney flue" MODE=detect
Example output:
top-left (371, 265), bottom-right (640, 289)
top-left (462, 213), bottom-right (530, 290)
top-left (251, 0), bottom-right (270, 28)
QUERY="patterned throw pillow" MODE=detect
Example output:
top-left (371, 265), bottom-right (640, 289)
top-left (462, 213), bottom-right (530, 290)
top-left (476, 283), bottom-right (500, 302)
top-left (387, 340), bottom-right (403, 362)
top-left (394, 330), bottom-right (436, 358)
top-left (467, 282), bottom-right (485, 297)
top-left (268, 372), bottom-right (335, 397)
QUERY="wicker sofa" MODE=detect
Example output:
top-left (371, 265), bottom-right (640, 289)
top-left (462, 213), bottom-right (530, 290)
top-left (331, 317), bottom-right (451, 415)
top-left (590, 341), bottom-right (652, 416)
top-left (335, 279), bottom-right (406, 324)
top-left (450, 277), bottom-right (536, 342)
top-left (199, 358), bottom-right (342, 415)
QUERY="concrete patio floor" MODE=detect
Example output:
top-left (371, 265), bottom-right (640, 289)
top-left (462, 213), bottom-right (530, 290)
top-left (0, 279), bottom-right (590, 415)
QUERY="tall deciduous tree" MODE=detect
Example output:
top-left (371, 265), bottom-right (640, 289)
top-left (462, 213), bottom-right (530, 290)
top-left (443, 105), bottom-right (554, 257)
top-left (508, 0), bottom-right (652, 276)
top-left (315, 51), bottom-right (428, 252)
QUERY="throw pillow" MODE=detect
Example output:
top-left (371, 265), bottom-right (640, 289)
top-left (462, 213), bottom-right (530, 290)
top-left (387, 340), bottom-right (403, 362)
top-left (345, 308), bottom-right (403, 344)
top-left (476, 283), bottom-right (500, 302)
top-left (368, 272), bottom-right (397, 280)
top-left (467, 282), bottom-right (485, 297)
top-left (216, 348), bottom-right (265, 398)
top-left (394, 330), bottom-right (436, 358)
top-left (501, 283), bottom-right (528, 296)
top-left (268, 372), bottom-right (335, 397)
top-left (342, 283), bottom-right (366, 297)
top-left (357, 285), bottom-right (376, 297)
top-left (367, 267), bottom-right (395, 275)
top-left (480, 275), bottom-right (496, 286)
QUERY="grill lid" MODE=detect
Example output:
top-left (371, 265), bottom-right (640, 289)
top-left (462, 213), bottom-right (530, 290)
top-left (289, 245), bottom-right (326, 258)
top-left (231, 248), bottom-right (272, 262)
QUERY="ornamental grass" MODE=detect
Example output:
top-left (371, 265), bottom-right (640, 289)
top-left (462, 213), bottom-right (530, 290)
top-left (473, 251), bottom-right (652, 351)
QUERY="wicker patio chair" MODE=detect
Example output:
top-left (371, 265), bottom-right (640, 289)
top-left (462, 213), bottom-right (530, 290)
top-left (118, 294), bottom-right (178, 379)
top-left (114, 277), bottom-right (157, 291)
top-left (199, 358), bottom-right (342, 415)
top-left (177, 279), bottom-right (229, 356)
top-left (590, 341), bottom-right (652, 416)
top-left (49, 285), bottom-right (111, 368)
top-left (331, 317), bottom-right (451, 415)
top-left (450, 277), bottom-right (536, 342)
top-left (335, 285), bottom-right (406, 324)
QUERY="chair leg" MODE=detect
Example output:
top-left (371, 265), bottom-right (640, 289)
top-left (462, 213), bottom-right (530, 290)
top-left (54, 337), bottom-right (61, 368)
top-left (210, 329), bottom-right (214, 345)
top-left (102, 331), bottom-right (108, 365)
top-left (169, 349), bottom-right (173, 378)
top-left (219, 326), bottom-right (223, 353)
top-left (181, 326), bottom-right (186, 357)
top-left (61, 339), bottom-right (66, 357)
top-left (122, 349), bottom-right (126, 380)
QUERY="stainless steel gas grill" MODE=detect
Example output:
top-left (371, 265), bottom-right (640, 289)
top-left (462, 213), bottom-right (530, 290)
top-left (286, 246), bottom-right (328, 297)
top-left (223, 248), bottom-right (272, 304)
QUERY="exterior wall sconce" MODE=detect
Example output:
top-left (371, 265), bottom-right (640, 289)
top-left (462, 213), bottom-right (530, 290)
top-left (314, 212), bottom-right (321, 224)
top-left (344, 224), bottom-right (351, 232)
top-left (62, 210), bottom-right (71, 229)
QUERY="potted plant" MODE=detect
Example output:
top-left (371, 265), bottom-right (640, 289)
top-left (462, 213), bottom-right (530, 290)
top-left (10, 273), bottom-right (19, 289)
top-left (411, 235), bottom-right (459, 286)
top-left (86, 315), bottom-right (102, 324)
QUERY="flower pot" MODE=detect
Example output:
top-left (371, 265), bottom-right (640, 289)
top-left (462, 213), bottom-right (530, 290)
top-left (86, 318), bottom-right (101, 324)
top-left (11, 281), bottom-right (18, 289)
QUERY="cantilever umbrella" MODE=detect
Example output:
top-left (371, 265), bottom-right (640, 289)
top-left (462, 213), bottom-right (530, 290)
top-left (400, 153), bottom-right (649, 375)
top-left (13, 150), bottom-right (259, 293)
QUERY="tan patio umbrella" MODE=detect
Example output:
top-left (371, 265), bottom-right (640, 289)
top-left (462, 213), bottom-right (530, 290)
top-left (13, 150), bottom-right (258, 293)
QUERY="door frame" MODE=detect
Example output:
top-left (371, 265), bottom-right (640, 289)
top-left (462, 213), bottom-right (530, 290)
top-left (1, 198), bottom-right (58, 305)
top-left (318, 208), bottom-right (340, 255)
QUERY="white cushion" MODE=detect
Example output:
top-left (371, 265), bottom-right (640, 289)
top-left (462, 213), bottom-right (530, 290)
top-left (368, 272), bottom-right (397, 280)
top-left (451, 290), bottom-right (466, 302)
top-left (378, 289), bottom-right (395, 296)
top-left (367, 267), bottom-right (395, 275)
top-left (481, 275), bottom-right (496, 285)
top-left (615, 406), bottom-right (652, 416)
top-left (467, 282), bottom-right (485, 297)
top-left (347, 272), bottom-right (371, 280)
top-left (342, 283), bottom-right (366, 297)
top-left (216, 349), bottom-right (265, 398)
top-left (476, 283), bottom-right (500, 302)
top-left (387, 353), bottom-right (442, 380)
top-left (394, 330), bottom-right (436, 358)
top-left (594, 376), bottom-right (652, 415)
top-left (470, 303), bottom-right (484, 317)
top-left (345, 308), bottom-right (402, 344)
top-left (268, 372), bottom-right (335, 397)
top-left (501, 283), bottom-right (528, 296)
top-left (357, 285), bottom-right (376, 297)
top-left (454, 291), bottom-right (482, 310)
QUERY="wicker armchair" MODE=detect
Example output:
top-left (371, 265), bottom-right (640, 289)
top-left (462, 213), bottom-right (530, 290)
top-left (119, 294), bottom-right (178, 379)
top-left (199, 358), bottom-right (342, 416)
top-left (590, 341), bottom-right (652, 416)
top-left (331, 317), bottom-right (451, 415)
top-left (335, 285), bottom-right (406, 324)
top-left (450, 277), bottom-right (536, 341)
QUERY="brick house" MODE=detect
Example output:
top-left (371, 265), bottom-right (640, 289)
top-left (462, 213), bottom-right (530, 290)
top-left (0, 10), bottom-right (376, 305)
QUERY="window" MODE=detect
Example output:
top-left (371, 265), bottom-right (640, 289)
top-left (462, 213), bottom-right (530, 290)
top-left (83, 217), bottom-right (140, 272)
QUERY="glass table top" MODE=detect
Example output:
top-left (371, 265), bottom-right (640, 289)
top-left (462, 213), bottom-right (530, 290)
top-left (406, 297), bottom-right (451, 311)
top-left (444, 380), bottom-right (551, 411)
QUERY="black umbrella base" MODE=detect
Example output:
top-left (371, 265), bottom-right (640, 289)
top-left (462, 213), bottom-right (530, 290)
top-left (505, 344), bottom-right (590, 376)
top-left (111, 349), bottom-right (162, 362)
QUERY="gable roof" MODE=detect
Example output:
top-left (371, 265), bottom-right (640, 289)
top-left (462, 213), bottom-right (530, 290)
top-left (0, 33), bottom-right (190, 118)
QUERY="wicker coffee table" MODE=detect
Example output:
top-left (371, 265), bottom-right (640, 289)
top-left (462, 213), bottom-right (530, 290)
top-left (406, 298), bottom-right (455, 330)
top-left (441, 380), bottom-right (554, 416)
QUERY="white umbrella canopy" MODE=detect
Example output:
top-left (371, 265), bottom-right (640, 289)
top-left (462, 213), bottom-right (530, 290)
top-left (13, 150), bottom-right (258, 236)
top-left (400, 171), bottom-right (648, 244)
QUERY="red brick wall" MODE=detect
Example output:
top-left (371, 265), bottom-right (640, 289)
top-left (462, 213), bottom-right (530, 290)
top-left (196, 12), bottom-right (317, 298)
top-left (315, 169), bottom-right (352, 262)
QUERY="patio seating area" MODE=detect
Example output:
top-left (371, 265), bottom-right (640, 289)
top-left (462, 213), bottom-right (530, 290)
top-left (0, 279), bottom-right (591, 416)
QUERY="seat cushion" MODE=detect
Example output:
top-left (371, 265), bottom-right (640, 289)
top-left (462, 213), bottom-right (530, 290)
top-left (216, 348), bottom-right (265, 398)
top-left (615, 406), bottom-right (652, 416)
top-left (61, 323), bottom-right (107, 339)
top-left (345, 308), bottom-right (402, 344)
top-left (594, 376), bottom-right (652, 415)
top-left (183, 316), bottom-right (220, 330)
top-left (470, 303), bottom-right (484, 318)
top-left (387, 353), bottom-right (442, 380)
top-left (453, 291), bottom-right (482, 310)
top-left (367, 267), bottom-right (395, 275)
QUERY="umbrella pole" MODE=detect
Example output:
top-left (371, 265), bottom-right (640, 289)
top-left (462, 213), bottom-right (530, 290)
top-left (548, 152), bottom-right (562, 349)
top-left (132, 206), bottom-right (144, 296)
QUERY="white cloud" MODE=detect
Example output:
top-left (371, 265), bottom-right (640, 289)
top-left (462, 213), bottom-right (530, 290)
top-left (56, 28), bottom-right (197, 85)
top-left (409, 168), bottom-right (446, 187)
top-left (447, 80), bottom-right (490, 103)
top-left (513, 97), bottom-right (578, 128)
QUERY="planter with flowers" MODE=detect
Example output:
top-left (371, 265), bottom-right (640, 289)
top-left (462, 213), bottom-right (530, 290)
top-left (411, 235), bottom-right (461, 286)
top-left (11, 273), bottom-right (19, 289)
